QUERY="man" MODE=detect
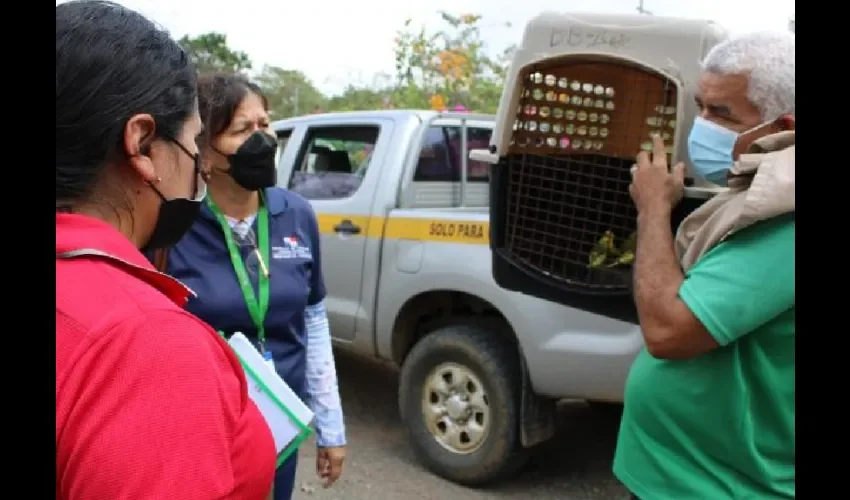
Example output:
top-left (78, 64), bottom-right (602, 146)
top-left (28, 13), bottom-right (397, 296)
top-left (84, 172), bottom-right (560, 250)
top-left (614, 31), bottom-right (795, 499)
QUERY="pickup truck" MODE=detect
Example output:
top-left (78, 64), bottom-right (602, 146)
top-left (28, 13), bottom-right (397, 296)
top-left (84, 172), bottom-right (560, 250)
top-left (271, 110), bottom-right (642, 486)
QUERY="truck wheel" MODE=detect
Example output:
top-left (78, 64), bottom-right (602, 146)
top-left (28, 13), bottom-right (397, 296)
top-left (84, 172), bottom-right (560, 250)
top-left (399, 322), bottom-right (524, 486)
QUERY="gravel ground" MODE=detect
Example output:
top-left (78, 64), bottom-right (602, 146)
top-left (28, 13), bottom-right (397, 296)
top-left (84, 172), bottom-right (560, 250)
top-left (293, 350), bottom-right (629, 500)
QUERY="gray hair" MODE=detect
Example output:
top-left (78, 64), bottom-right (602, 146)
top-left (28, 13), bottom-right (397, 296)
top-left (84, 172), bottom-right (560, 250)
top-left (701, 31), bottom-right (795, 120)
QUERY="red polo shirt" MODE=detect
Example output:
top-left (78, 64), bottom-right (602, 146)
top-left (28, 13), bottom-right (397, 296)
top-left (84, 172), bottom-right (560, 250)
top-left (56, 214), bottom-right (275, 500)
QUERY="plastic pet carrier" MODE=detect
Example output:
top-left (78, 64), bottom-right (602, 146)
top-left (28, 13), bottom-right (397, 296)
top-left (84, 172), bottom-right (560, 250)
top-left (475, 12), bottom-right (728, 320)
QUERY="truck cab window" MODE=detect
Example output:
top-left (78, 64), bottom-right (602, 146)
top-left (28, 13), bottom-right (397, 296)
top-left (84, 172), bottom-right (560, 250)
top-left (413, 126), bottom-right (492, 182)
top-left (289, 126), bottom-right (379, 200)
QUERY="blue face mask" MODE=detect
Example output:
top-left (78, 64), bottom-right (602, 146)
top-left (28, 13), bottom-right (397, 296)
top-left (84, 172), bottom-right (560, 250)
top-left (687, 117), bottom-right (777, 186)
top-left (686, 117), bottom-right (739, 186)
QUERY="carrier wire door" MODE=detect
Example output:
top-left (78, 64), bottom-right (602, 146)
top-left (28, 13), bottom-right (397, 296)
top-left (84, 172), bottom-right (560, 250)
top-left (494, 60), bottom-right (679, 297)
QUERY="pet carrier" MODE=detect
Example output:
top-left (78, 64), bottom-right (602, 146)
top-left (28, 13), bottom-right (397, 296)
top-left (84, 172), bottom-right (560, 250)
top-left (477, 12), bottom-right (729, 318)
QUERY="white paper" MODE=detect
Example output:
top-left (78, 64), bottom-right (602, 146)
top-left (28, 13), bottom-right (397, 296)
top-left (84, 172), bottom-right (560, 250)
top-left (228, 333), bottom-right (315, 456)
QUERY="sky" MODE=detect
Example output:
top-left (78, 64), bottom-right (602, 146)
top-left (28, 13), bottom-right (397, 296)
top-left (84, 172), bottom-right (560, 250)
top-left (58, 0), bottom-right (794, 96)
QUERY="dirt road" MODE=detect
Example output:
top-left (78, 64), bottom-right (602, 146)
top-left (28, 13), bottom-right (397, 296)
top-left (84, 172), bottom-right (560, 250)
top-left (293, 351), bottom-right (629, 500)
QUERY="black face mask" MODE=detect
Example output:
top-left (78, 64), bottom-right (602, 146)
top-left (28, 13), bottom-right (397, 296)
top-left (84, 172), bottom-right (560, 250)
top-left (143, 138), bottom-right (205, 251)
top-left (215, 131), bottom-right (278, 191)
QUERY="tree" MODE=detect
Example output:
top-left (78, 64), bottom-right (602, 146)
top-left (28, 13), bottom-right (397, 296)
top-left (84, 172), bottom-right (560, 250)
top-left (179, 32), bottom-right (252, 74)
top-left (173, 13), bottom-right (517, 117)
top-left (327, 86), bottom-right (389, 112)
top-left (390, 12), bottom-right (514, 113)
top-left (254, 66), bottom-right (327, 119)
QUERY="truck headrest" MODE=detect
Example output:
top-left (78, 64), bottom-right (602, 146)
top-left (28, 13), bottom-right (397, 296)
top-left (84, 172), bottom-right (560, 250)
top-left (326, 150), bottom-right (352, 173)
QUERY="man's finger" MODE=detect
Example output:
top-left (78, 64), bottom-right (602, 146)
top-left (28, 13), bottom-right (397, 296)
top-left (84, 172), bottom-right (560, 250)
top-left (636, 150), bottom-right (651, 167)
top-left (672, 162), bottom-right (686, 184)
top-left (651, 134), bottom-right (668, 167)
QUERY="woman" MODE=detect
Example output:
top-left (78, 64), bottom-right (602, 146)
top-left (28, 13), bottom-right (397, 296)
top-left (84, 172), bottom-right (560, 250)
top-left (151, 74), bottom-right (347, 499)
top-left (56, 2), bottom-right (276, 499)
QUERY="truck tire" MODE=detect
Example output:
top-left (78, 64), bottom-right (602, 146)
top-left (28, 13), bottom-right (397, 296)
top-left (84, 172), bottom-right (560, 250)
top-left (399, 322), bottom-right (525, 486)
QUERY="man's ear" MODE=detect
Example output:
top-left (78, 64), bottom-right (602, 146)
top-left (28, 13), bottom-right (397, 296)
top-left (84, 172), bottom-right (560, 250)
top-left (777, 114), bottom-right (795, 131)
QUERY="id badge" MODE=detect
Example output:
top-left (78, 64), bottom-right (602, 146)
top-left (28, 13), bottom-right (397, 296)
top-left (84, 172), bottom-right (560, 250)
top-left (263, 351), bottom-right (276, 372)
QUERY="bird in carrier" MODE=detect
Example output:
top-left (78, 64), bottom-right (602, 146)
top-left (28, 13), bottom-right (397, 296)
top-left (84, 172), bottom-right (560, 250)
top-left (483, 11), bottom-right (729, 308)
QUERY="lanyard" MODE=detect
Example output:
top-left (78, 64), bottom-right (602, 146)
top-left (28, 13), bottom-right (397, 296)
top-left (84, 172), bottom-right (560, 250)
top-left (206, 194), bottom-right (271, 348)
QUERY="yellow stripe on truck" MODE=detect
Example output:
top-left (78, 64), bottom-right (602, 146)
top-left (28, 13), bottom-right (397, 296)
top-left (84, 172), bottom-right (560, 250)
top-left (315, 213), bottom-right (490, 245)
top-left (385, 217), bottom-right (490, 245)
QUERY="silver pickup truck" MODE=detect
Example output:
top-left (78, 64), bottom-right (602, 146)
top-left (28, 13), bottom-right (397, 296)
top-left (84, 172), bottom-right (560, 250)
top-left (271, 110), bottom-right (642, 486)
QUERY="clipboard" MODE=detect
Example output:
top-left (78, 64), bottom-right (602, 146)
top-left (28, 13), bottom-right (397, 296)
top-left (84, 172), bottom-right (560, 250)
top-left (227, 333), bottom-right (315, 467)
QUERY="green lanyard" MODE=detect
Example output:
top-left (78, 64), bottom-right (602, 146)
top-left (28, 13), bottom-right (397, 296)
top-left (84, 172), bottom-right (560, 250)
top-left (206, 194), bottom-right (271, 349)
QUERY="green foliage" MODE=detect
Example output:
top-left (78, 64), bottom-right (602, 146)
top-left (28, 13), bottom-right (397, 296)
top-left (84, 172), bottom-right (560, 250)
top-left (389, 11), bottom-right (513, 113)
top-left (254, 66), bottom-right (327, 119)
top-left (179, 32), bottom-right (252, 74)
top-left (327, 86), bottom-right (388, 112)
top-left (180, 13), bottom-right (513, 117)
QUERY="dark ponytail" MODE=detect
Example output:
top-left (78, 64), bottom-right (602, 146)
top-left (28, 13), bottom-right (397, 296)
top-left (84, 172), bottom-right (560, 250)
top-left (56, 0), bottom-right (197, 211)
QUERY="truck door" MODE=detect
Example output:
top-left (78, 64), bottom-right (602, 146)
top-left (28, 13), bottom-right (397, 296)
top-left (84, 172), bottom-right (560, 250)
top-left (285, 119), bottom-right (394, 341)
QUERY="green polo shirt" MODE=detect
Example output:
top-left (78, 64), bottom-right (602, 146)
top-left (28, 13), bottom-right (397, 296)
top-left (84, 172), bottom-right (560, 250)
top-left (614, 213), bottom-right (795, 500)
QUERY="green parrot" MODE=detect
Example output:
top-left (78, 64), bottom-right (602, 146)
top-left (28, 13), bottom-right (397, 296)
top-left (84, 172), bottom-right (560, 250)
top-left (608, 231), bottom-right (636, 267)
top-left (588, 230), bottom-right (618, 268)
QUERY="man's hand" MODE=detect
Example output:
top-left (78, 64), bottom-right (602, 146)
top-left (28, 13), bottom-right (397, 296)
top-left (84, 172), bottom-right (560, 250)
top-left (316, 446), bottom-right (345, 488)
top-left (630, 135), bottom-right (686, 214)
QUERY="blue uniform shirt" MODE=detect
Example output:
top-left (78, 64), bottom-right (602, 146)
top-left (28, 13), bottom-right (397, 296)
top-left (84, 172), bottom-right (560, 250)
top-left (163, 187), bottom-right (325, 400)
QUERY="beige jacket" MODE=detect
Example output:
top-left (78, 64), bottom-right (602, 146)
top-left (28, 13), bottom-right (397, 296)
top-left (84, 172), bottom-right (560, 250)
top-left (675, 131), bottom-right (795, 271)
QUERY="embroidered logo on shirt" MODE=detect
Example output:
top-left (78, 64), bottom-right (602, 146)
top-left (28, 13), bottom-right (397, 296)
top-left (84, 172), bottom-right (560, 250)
top-left (272, 235), bottom-right (312, 260)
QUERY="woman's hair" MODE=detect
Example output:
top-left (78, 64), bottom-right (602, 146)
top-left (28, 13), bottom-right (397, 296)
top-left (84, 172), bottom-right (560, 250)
top-left (197, 73), bottom-right (269, 148)
top-left (56, 0), bottom-right (197, 210)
